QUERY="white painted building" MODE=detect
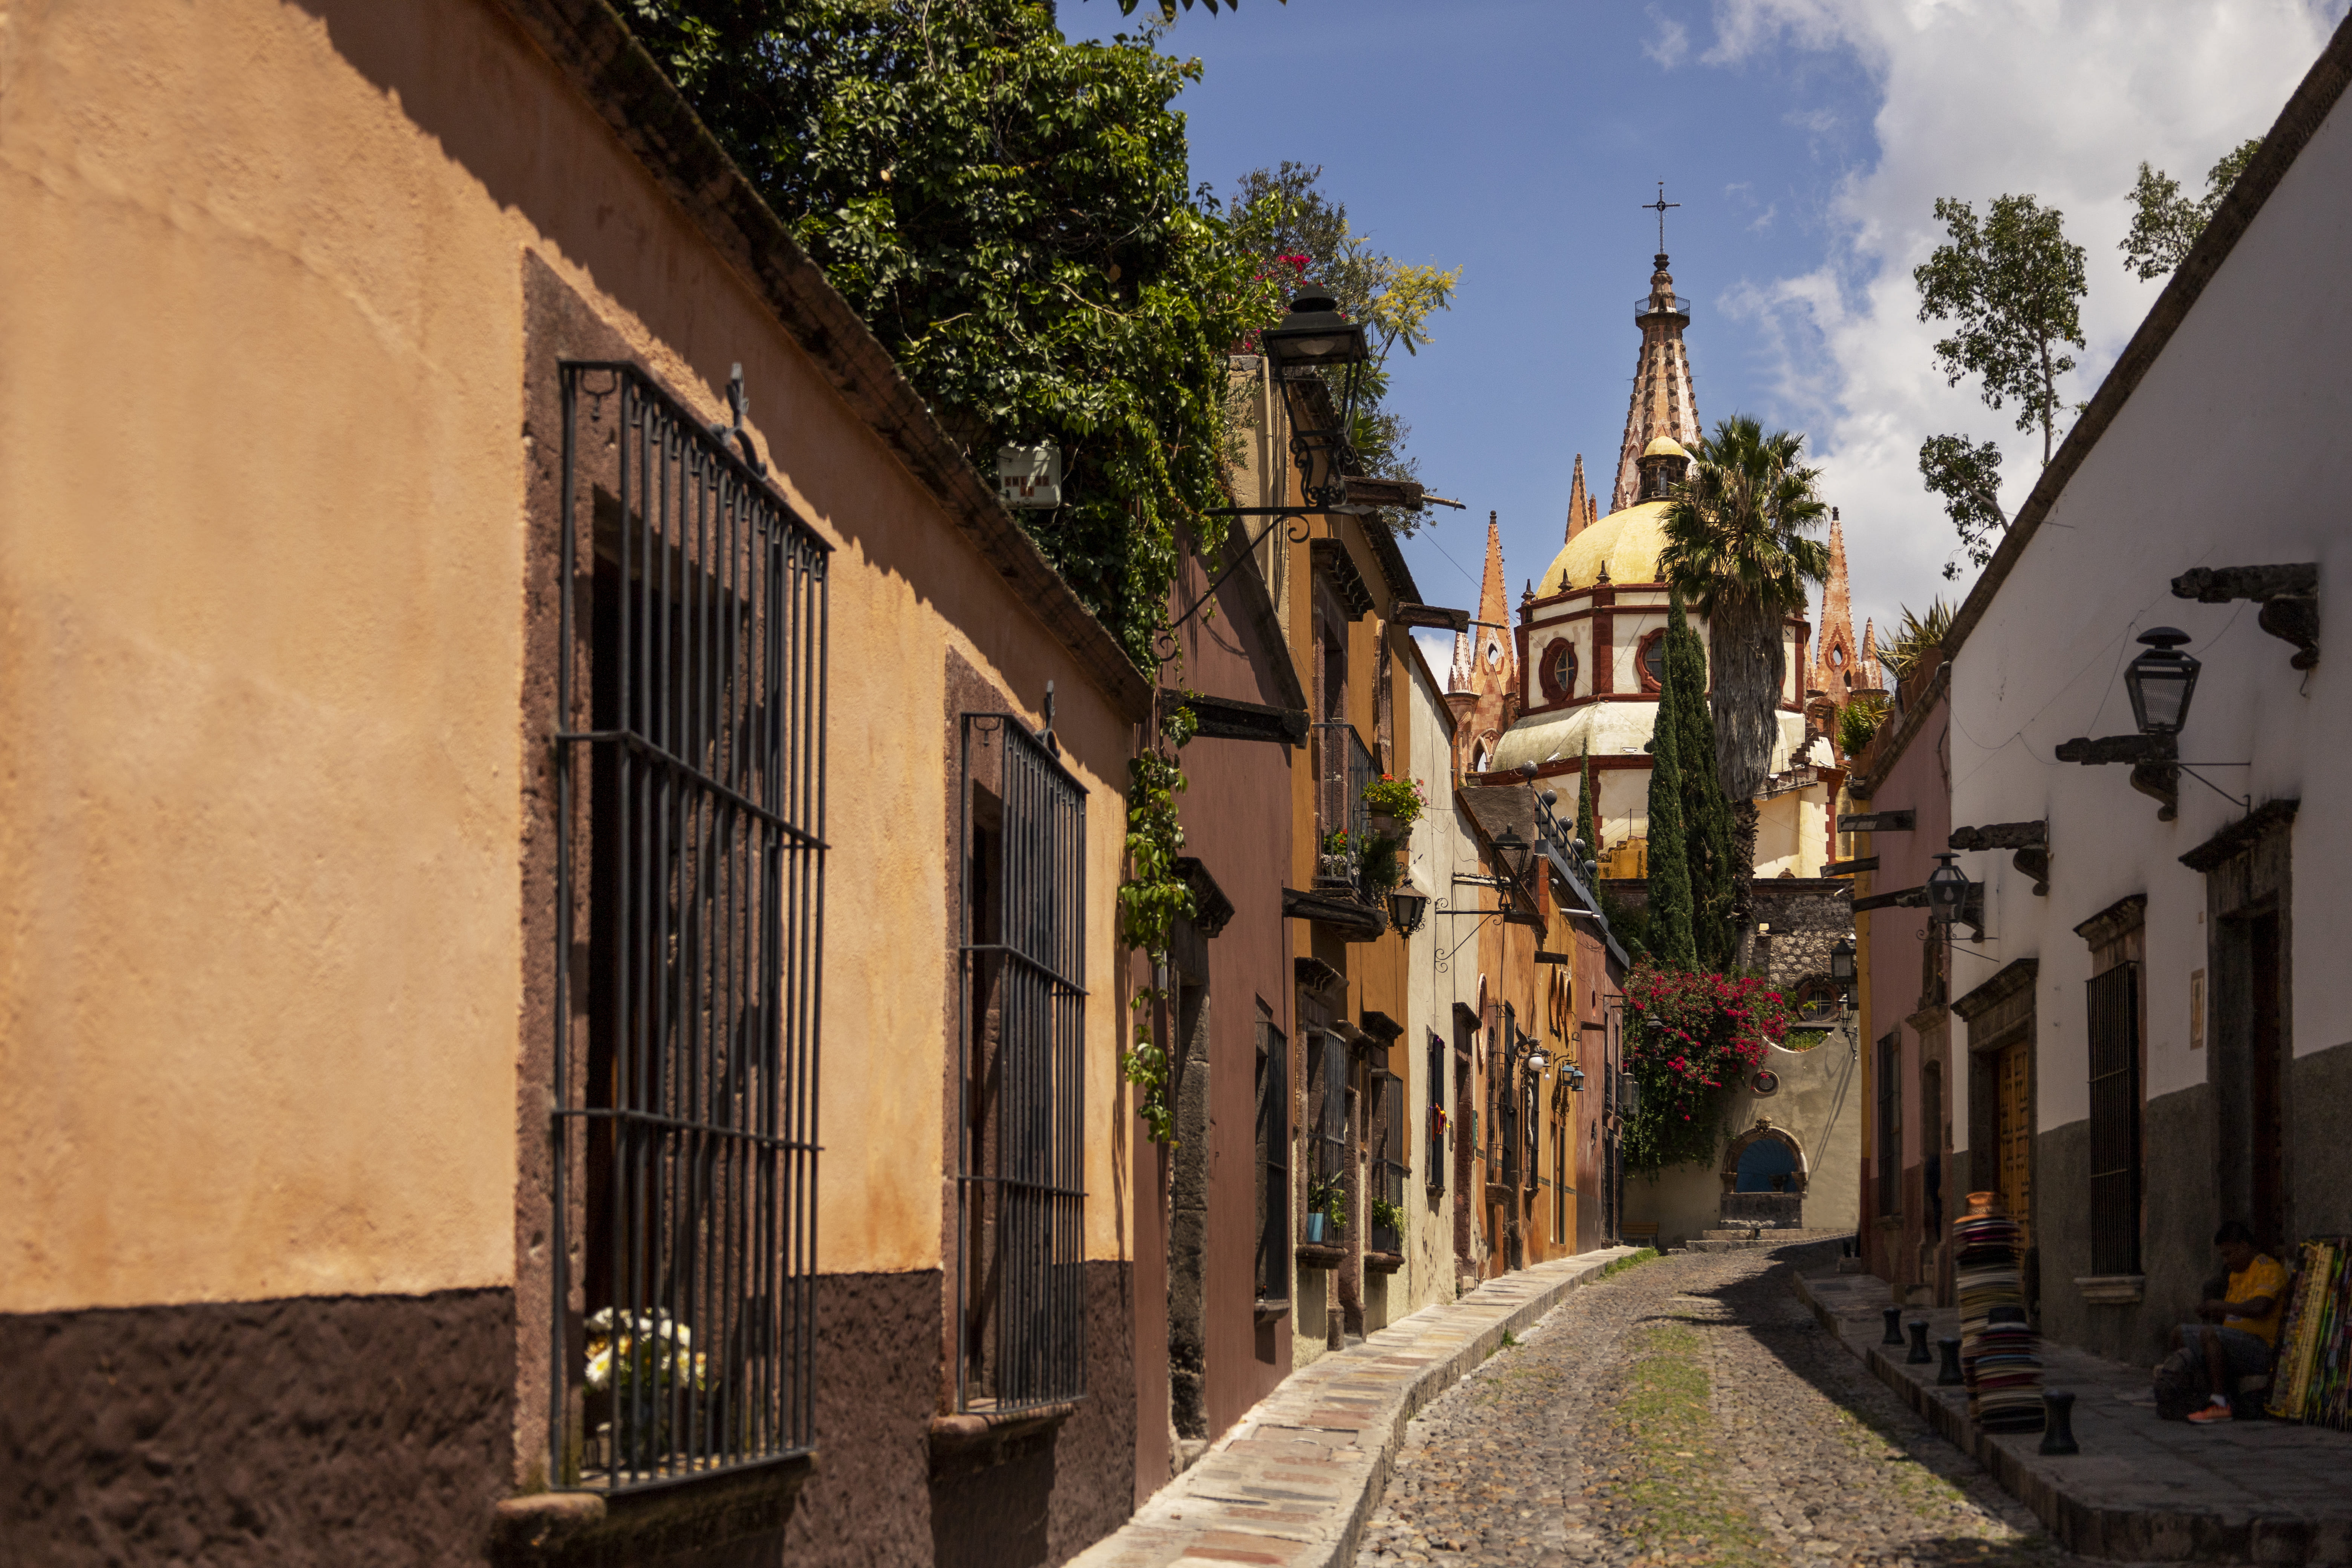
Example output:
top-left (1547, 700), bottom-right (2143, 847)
top-left (1939, 28), bottom-right (2352, 1366)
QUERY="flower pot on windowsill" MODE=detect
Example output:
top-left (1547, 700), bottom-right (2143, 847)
top-left (1306, 1212), bottom-right (1326, 1244)
top-left (1367, 809), bottom-right (1399, 838)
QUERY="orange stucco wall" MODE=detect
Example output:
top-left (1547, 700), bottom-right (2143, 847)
top-left (0, 0), bottom-right (1136, 1316)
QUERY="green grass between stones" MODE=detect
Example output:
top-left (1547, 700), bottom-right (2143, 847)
top-left (1591, 1323), bottom-right (1773, 1566)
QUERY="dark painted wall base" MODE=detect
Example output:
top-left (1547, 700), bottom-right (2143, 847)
top-left (6, 1287), bottom-right (515, 1567)
top-left (10, 1263), bottom-right (1136, 1568)
top-left (792, 1263), bottom-right (1135, 1568)
top-left (2034, 1038), bottom-right (2352, 1367)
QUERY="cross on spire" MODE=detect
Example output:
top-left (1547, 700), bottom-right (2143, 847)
top-left (1644, 181), bottom-right (1680, 254)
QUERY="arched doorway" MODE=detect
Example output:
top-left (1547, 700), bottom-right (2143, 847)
top-left (1719, 1121), bottom-right (1808, 1195)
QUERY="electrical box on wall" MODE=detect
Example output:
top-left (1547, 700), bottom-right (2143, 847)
top-left (996, 442), bottom-right (1062, 510)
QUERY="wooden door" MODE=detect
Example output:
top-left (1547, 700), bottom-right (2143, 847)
top-left (1997, 1041), bottom-right (2032, 1243)
top-left (2250, 912), bottom-right (2286, 1248)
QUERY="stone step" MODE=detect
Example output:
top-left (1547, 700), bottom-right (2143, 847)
top-left (1700, 1227), bottom-right (1850, 1241)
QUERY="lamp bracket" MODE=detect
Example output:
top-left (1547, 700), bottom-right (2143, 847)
top-left (2055, 733), bottom-right (2174, 766)
top-left (2171, 562), bottom-right (2320, 671)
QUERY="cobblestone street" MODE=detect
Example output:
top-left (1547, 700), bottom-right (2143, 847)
top-left (1356, 1246), bottom-right (2077, 1568)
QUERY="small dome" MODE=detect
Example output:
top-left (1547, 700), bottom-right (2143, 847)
top-left (1641, 436), bottom-right (1692, 461)
top-left (1539, 499), bottom-right (1670, 594)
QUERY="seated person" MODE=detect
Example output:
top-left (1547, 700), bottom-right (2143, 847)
top-left (2167, 1219), bottom-right (2287, 1425)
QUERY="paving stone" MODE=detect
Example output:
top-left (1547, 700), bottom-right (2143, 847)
top-left (1356, 1245), bottom-right (2074, 1568)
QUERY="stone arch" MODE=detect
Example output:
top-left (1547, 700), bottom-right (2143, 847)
top-left (1720, 1119), bottom-right (1808, 1195)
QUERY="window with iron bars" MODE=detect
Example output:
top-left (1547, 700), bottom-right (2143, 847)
top-left (1498, 1007), bottom-right (1520, 1190)
top-left (1308, 1031), bottom-right (1348, 1222)
top-left (1313, 719), bottom-right (1375, 893)
top-left (955, 713), bottom-right (1088, 1414)
top-left (1876, 1034), bottom-right (1902, 1219)
top-left (1523, 1075), bottom-right (1540, 1193)
top-left (2086, 963), bottom-right (2142, 1276)
top-left (551, 361), bottom-right (828, 1490)
top-left (1552, 1115), bottom-right (1567, 1240)
top-left (1370, 1070), bottom-right (1407, 1254)
top-left (1425, 1031), bottom-right (1446, 1193)
top-left (1257, 1021), bottom-right (1290, 1301)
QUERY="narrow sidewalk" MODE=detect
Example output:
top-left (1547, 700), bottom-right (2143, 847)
top-left (1070, 1246), bottom-right (1641, 1568)
top-left (1796, 1265), bottom-right (2352, 1562)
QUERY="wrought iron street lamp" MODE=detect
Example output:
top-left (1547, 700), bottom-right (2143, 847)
top-left (1492, 825), bottom-right (1531, 882)
top-left (2124, 626), bottom-right (2202, 737)
top-left (1830, 937), bottom-right (1856, 986)
top-left (1388, 884), bottom-right (1429, 937)
top-left (1262, 291), bottom-right (1372, 511)
top-left (1260, 291), bottom-right (1370, 370)
top-left (1925, 853), bottom-right (1971, 929)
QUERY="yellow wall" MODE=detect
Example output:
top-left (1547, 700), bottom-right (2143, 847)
top-left (0, 0), bottom-right (1138, 1315)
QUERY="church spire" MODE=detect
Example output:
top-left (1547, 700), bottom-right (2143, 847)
top-left (1472, 512), bottom-right (1515, 697)
top-left (1565, 454), bottom-right (1592, 542)
top-left (1609, 243), bottom-right (1704, 514)
top-left (1810, 508), bottom-right (1876, 704)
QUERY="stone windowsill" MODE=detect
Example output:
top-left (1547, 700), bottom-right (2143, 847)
top-left (1295, 1240), bottom-right (1347, 1270)
top-left (492, 1452), bottom-right (817, 1568)
top-left (1364, 1250), bottom-right (1405, 1275)
top-left (2075, 1273), bottom-right (2146, 1305)
top-left (1253, 1297), bottom-right (1291, 1321)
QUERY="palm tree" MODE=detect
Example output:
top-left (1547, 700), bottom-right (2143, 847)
top-left (1876, 598), bottom-right (1957, 683)
top-left (1659, 416), bottom-right (1832, 907)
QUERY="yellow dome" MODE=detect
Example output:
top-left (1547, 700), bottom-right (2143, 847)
top-left (1539, 499), bottom-right (1671, 594)
top-left (1641, 436), bottom-right (1692, 460)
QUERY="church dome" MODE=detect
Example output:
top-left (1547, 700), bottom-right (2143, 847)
top-left (1641, 436), bottom-right (1692, 461)
top-left (1538, 499), bottom-right (1671, 595)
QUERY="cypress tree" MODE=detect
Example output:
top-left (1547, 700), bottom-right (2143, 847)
top-left (1644, 618), bottom-right (1697, 969)
top-left (1575, 746), bottom-right (1599, 870)
top-left (1669, 590), bottom-right (1739, 969)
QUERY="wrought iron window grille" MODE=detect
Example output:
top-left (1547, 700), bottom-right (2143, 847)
top-left (550, 361), bottom-right (829, 1492)
top-left (955, 712), bottom-right (1089, 1414)
top-left (2086, 963), bottom-right (2143, 1276)
top-left (1257, 1023), bottom-right (1291, 1300)
top-left (1371, 1070), bottom-right (1407, 1253)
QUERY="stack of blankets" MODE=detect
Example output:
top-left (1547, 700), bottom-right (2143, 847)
top-left (1955, 1205), bottom-right (2044, 1432)
top-left (2269, 1237), bottom-right (2352, 1430)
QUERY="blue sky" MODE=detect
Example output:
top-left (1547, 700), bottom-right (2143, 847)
top-left (1063, 0), bottom-right (2343, 654)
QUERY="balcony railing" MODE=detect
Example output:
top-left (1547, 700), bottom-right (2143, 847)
top-left (1637, 292), bottom-right (1691, 320)
top-left (1313, 720), bottom-right (1377, 896)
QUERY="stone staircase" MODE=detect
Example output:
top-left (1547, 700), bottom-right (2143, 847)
top-left (1681, 1227), bottom-right (1852, 1254)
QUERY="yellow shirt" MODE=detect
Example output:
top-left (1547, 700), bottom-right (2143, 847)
top-left (2225, 1253), bottom-right (2290, 1347)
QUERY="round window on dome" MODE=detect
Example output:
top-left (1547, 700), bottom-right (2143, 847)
top-left (1540, 640), bottom-right (1578, 701)
top-left (1638, 630), bottom-right (1668, 691)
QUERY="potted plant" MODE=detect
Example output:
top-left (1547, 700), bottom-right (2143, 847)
top-left (1305, 1175), bottom-right (1345, 1242)
top-left (1369, 1197), bottom-right (1406, 1250)
top-left (1361, 774), bottom-right (1427, 835)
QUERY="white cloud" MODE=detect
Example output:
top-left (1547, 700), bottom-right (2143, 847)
top-left (1645, 5), bottom-right (1693, 68)
top-left (1700, 0), bottom-right (2342, 637)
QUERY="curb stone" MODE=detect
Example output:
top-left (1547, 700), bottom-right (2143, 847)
top-left (1069, 1246), bottom-right (1642, 1568)
top-left (1792, 1268), bottom-right (2352, 1562)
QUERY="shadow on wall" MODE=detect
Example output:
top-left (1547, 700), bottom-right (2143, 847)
top-left (932, 1439), bottom-right (1054, 1568)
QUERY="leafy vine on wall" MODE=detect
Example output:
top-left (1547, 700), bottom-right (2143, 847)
top-left (1119, 696), bottom-right (1197, 1145)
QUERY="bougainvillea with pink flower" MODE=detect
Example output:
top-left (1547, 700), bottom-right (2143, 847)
top-left (1619, 961), bottom-right (1794, 1173)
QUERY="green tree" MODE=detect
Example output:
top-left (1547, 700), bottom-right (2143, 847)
top-left (1914, 193), bottom-right (2088, 467)
top-left (1660, 417), bottom-right (1831, 807)
top-left (1644, 617), bottom-right (1697, 971)
top-left (620, 0), bottom-right (1284, 668)
top-left (1917, 432), bottom-right (2006, 580)
top-left (2122, 138), bottom-right (2262, 280)
top-left (1226, 164), bottom-right (1460, 534)
top-left (1100, 0), bottom-right (1280, 16)
top-left (1574, 745), bottom-right (1599, 867)
top-left (1664, 590), bottom-right (1736, 970)
top-left (1875, 599), bottom-right (1956, 683)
